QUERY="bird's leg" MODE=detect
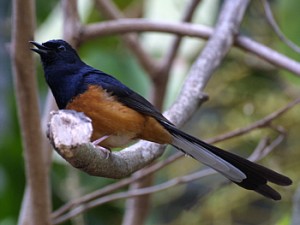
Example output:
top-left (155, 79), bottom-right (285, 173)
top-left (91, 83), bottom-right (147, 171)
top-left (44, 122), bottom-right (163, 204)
top-left (92, 135), bottom-right (111, 159)
top-left (93, 135), bottom-right (109, 145)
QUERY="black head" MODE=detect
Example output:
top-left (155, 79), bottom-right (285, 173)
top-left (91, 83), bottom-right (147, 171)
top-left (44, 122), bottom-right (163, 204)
top-left (30, 39), bottom-right (87, 109)
top-left (30, 39), bottom-right (82, 67)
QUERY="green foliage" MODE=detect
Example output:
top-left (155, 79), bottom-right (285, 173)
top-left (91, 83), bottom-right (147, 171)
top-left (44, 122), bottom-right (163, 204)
top-left (79, 38), bottom-right (150, 97)
top-left (275, 0), bottom-right (300, 85)
top-left (36, 0), bottom-right (59, 25)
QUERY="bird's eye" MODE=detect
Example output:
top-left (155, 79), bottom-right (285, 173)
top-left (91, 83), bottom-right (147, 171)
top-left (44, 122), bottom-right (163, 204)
top-left (58, 45), bottom-right (66, 52)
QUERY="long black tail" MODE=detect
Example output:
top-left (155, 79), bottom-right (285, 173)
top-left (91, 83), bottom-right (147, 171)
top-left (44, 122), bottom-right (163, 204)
top-left (164, 124), bottom-right (292, 200)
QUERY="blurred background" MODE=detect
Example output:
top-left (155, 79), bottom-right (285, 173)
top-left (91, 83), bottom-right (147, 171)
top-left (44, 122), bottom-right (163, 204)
top-left (1, 0), bottom-right (300, 224)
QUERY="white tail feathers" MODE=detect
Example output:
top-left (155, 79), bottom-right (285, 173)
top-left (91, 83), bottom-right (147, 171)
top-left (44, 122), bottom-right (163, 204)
top-left (172, 135), bottom-right (246, 182)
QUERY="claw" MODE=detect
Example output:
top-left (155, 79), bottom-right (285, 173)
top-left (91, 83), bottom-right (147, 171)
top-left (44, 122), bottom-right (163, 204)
top-left (93, 145), bottom-right (111, 159)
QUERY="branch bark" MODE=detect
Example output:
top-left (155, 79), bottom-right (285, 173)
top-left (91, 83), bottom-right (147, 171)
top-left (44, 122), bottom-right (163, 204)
top-left (48, 110), bottom-right (166, 178)
top-left (206, 97), bottom-right (300, 144)
top-left (262, 0), bottom-right (300, 54)
top-left (11, 0), bottom-right (51, 224)
top-left (62, 0), bottom-right (81, 47)
top-left (81, 19), bottom-right (300, 75)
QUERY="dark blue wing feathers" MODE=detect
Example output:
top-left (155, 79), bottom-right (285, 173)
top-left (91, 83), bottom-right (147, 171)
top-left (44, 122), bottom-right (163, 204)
top-left (81, 68), bottom-right (171, 125)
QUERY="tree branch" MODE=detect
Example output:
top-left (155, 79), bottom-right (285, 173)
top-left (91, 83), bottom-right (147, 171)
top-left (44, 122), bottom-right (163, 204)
top-left (160, 0), bottom-right (203, 73)
top-left (94, 0), bottom-right (157, 75)
top-left (52, 168), bottom-right (213, 225)
top-left (51, 149), bottom-right (181, 220)
top-left (48, 110), bottom-right (166, 178)
top-left (165, 0), bottom-right (250, 126)
top-left (62, 0), bottom-right (81, 47)
top-left (53, 131), bottom-right (284, 224)
top-left (206, 97), bottom-right (300, 144)
top-left (11, 0), bottom-right (51, 224)
top-left (262, 0), bottom-right (300, 54)
top-left (81, 19), bottom-right (300, 75)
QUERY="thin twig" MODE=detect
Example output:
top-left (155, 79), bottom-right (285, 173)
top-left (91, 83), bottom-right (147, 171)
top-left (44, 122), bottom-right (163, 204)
top-left (206, 97), bottom-right (300, 143)
top-left (262, 0), bottom-right (300, 54)
top-left (62, 0), bottom-right (81, 47)
top-left (51, 153), bottom-right (179, 220)
top-left (53, 132), bottom-right (284, 224)
top-left (235, 35), bottom-right (300, 75)
top-left (94, 0), bottom-right (157, 75)
top-left (248, 133), bottom-right (285, 162)
top-left (51, 150), bottom-right (182, 219)
top-left (247, 137), bottom-right (270, 162)
top-left (53, 169), bottom-right (214, 224)
top-left (161, 0), bottom-right (203, 73)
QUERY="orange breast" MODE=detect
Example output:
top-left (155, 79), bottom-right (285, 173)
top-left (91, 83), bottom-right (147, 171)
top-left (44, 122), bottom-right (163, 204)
top-left (66, 85), bottom-right (172, 148)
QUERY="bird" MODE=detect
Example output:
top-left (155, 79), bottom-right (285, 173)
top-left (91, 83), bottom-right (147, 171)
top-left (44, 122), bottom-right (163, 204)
top-left (30, 39), bottom-right (292, 200)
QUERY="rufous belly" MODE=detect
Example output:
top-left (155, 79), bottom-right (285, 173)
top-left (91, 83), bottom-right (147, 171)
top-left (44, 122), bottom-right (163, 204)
top-left (66, 85), bottom-right (172, 148)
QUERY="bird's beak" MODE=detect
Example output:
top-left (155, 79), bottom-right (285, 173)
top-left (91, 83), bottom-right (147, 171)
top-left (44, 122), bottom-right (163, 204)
top-left (30, 41), bottom-right (51, 55)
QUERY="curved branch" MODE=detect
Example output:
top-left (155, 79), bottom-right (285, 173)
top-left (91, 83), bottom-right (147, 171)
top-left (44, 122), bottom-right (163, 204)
top-left (48, 110), bottom-right (166, 178)
top-left (262, 0), bottom-right (300, 54)
top-left (94, 0), bottom-right (157, 76)
top-left (52, 168), bottom-right (213, 224)
top-left (164, 0), bottom-right (250, 125)
top-left (81, 19), bottom-right (300, 75)
top-left (206, 97), bottom-right (300, 144)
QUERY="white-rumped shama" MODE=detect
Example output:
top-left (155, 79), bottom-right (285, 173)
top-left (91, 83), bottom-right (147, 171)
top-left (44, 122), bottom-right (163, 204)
top-left (31, 39), bottom-right (292, 200)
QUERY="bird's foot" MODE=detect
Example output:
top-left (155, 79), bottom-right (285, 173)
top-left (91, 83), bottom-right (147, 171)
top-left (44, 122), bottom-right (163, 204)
top-left (92, 135), bottom-right (111, 159)
top-left (94, 145), bottom-right (111, 159)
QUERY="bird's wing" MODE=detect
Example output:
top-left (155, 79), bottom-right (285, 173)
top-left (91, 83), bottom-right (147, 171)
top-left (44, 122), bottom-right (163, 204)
top-left (82, 69), bottom-right (171, 125)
